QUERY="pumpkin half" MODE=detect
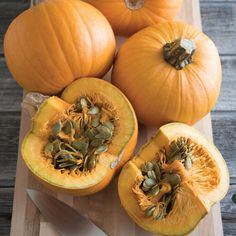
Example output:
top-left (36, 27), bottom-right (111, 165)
top-left (4, 0), bottom-right (115, 95)
top-left (22, 78), bottom-right (138, 195)
top-left (118, 123), bottom-right (229, 235)
top-left (84, 0), bottom-right (183, 36)
top-left (112, 21), bottom-right (222, 127)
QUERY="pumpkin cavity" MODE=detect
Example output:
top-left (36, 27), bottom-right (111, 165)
top-left (43, 94), bottom-right (118, 175)
top-left (124, 0), bottom-right (144, 10)
top-left (132, 137), bottom-right (220, 221)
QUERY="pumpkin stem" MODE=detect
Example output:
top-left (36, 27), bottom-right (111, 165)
top-left (124, 0), bottom-right (144, 10)
top-left (163, 39), bottom-right (196, 70)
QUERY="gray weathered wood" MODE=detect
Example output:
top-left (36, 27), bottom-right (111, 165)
top-left (0, 1), bottom-right (29, 54)
top-left (0, 0), bottom-right (236, 235)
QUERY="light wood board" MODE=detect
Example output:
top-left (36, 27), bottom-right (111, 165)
top-left (10, 0), bottom-right (224, 235)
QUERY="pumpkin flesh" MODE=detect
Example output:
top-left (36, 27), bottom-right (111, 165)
top-left (22, 78), bottom-right (138, 196)
top-left (118, 123), bottom-right (229, 235)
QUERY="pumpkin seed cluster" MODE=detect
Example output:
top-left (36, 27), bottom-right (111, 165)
top-left (167, 137), bottom-right (195, 170)
top-left (141, 137), bottom-right (195, 220)
top-left (141, 162), bottom-right (180, 220)
top-left (43, 96), bottom-right (114, 173)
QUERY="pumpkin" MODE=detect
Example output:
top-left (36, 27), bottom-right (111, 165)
top-left (112, 22), bottom-right (222, 127)
top-left (118, 123), bottom-right (229, 235)
top-left (4, 0), bottom-right (116, 95)
top-left (21, 78), bottom-right (138, 196)
top-left (84, 0), bottom-right (183, 36)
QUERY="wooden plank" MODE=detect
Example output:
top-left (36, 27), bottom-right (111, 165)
top-left (0, 1), bottom-right (29, 54)
top-left (0, 58), bottom-right (22, 112)
top-left (0, 113), bottom-right (20, 187)
top-left (9, 0), bottom-right (225, 236)
top-left (200, 1), bottom-right (236, 55)
top-left (212, 112), bottom-right (236, 180)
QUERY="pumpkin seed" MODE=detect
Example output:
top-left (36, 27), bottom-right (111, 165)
top-left (147, 185), bottom-right (160, 196)
top-left (95, 125), bottom-right (112, 139)
top-left (153, 163), bottom-right (161, 180)
top-left (80, 97), bottom-right (88, 108)
top-left (44, 143), bottom-right (54, 157)
top-left (72, 140), bottom-right (84, 150)
top-left (143, 178), bottom-right (156, 188)
top-left (154, 209), bottom-right (164, 220)
top-left (92, 115), bottom-right (100, 127)
top-left (184, 156), bottom-right (192, 170)
top-left (87, 155), bottom-right (97, 171)
top-left (52, 121), bottom-right (62, 136)
top-left (94, 145), bottom-right (108, 154)
top-left (88, 106), bottom-right (99, 115)
top-left (62, 120), bottom-right (73, 135)
top-left (90, 138), bottom-right (104, 148)
top-left (145, 204), bottom-right (156, 217)
top-left (58, 162), bottom-right (74, 168)
top-left (146, 162), bottom-right (154, 171)
top-left (147, 170), bottom-right (156, 180)
top-left (103, 120), bottom-right (114, 131)
top-left (166, 173), bottom-right (181, 186)
top-left (83, 155), bottom-right (90, 171)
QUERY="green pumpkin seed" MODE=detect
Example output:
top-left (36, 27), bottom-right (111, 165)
top-left (58, 162), bottom-right (74, 168)
top-left (88, 106), bottom-right (99, 115)
top-left (87, 155), bottom-right (97, 171)
top-left (145, 204), bottom-right (156, 217)
top-left (143, 178), bottom-right (156, 188)
top-left (76, 102), bottom-right (82, 112)
top-left (74, 132), bottom-right (80, 139)
top-left (146, 162), bottom-right (154, 171)
top-left (147, 185), bottom-right (160, 196)
top-left (166, 173), bottom-right (181, 186)
top-left (147, 170), bottom-right (156, 180)
top-left (142, 185), bottom-right (151, 192)
top-left (103, 120), bottom-right (114, 131)
top-left (62, 120), bottom-right (73, 135)
top-left (153, 163), bottom-right (161, 180)
top-left (52, 121), bottom-right (62, 136)
top-left (154, 209), bottom-right (164, 220)
top-left (80, 97), bottom-right (88, 108)
top-left (94, 145), bottom-right (108, 154)
top-left (95, 125), bottom-right (112, 139)
top-left (85, 128), bottom-right (97, 140)
top-left (83, 155), bottom-right (90, 171)
top-left (44, 143), bottom-right (54, 157)
top-left (184, 156), bottom-right (192, 170)
top-left (92, 115), bottom-right (100, 128)
top-left (90, 139), bottom-right (104, 148)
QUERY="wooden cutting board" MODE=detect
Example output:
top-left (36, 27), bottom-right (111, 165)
top-left (10, 1), bottom-right (224, 235)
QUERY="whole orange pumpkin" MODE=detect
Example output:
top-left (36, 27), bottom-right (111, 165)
top-left (112, 22), bottom-right (222, 127)
top-left (4, 0), bottom-right (116, 95)
top-left (84, 0), bottom-right (183, 36)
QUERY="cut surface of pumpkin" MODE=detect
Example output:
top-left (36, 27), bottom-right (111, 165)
top-left (118, 123), bottom-right (229, 235)
top-left (22, 78), bottom-right (138, 196)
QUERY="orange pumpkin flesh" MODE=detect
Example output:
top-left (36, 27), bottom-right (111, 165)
top-left (118, 123), bottom-right (229, 235)
top-left (22, 78), bottom-right (138, 196)
top-left (112, 22), bottom-right (222, 127)
top-left (84, 0), bottom-right (183, 36)
top-left (4, 0), bottom-right (116, 95)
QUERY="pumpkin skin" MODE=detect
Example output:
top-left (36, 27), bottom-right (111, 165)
top-left (118, 123), bottom-right (229, 235)
top-left (84, 0), bottom-right (183, 36)
top-left (22, 78), bottom-right (138, 196)
top-left (112, 22), bottom-right (222, 127)
top-left (4, 0), bottom-right (116, 95)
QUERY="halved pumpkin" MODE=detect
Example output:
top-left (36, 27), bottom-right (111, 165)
top-left (118, 123), bottom-right (229, 235)
top-left (22, 78), bottom-right (138, 196)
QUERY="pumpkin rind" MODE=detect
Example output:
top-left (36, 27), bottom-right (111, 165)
top-left (118, 123), bottom-right (229, 235)
top-left (112, 22), bottom-right (222, 126)
top-left (4, 0), bottom-right (116, 94)
top-left (84, 0), bottom-right (183, 36)
top-left (22, 78), bottom-right (138, 196)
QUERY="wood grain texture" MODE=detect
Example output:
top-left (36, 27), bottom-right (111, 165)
top-left (0, 0), bottom-right (235, 235)
top-left (0, 1), bottom-right (29, 54)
